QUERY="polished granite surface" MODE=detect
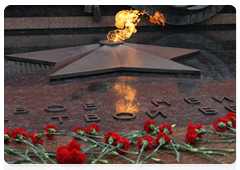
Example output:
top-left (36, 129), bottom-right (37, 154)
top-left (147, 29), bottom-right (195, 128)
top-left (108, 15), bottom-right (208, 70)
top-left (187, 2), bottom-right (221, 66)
top-left (4, 26), bottom-right (236, 135)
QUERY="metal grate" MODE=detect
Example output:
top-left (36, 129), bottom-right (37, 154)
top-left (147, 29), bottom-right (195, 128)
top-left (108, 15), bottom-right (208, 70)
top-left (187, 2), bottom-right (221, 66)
top-left (4, 59), bottom-right (54, 75)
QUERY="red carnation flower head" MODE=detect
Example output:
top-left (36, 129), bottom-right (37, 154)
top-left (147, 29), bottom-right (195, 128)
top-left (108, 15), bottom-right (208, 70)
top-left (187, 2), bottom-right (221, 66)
top-left (224, 116), bottom-right (236, 128)
top-left (73, 126), bottom-right (85, 140)
top-left (67, 140), bottom-right (81, 151)
top-left (144, 119), bottom-right (157, 133)
top-left (86, 123), bottom-right (99, 135)
top-left (116, 137), bottom-right (131, 154)
top-left (29, 132), bottom-right (44, 144)
top-left (137, 135), bottom-right (154, 150)
top-left (104, 131), bottom-right (120, 145)
top-left (213, 117), bottom-right (227, 132)
top-left (45, 124), bottom-right (58, 139)
top-left (159, 123), bottom-right (173, 135)
top-left (11, 128), bottom-right (28, 141)
top-left (226, 112), bottom-right (236, 120)
top-left (56, 146), bottom-right (72, 164)
top-left (56, 141), bottom-right (86, 164)
top-left (226, 112), bottom-right (238, 124)
top-left (186, 128), bottom-right (198, 144)
top-left (70, 149), bottom-right (86, 164)
top-left (187, 122), bottom-right (203, 138)
top-left (155, 132), bottom-right (171, 146)
top-left (4, 129), bottom-right (11, 143)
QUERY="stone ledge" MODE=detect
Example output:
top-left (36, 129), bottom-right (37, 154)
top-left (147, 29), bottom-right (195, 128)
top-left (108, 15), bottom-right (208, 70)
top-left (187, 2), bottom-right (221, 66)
top-left (4, 14), bottom-right (236, 30)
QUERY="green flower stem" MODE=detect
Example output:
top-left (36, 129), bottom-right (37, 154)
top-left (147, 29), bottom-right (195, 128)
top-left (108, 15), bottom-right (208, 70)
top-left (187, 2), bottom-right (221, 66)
top-left (85, 149), bottom-right (165, 163)
top-left (199, 152), bottom-right (226, 164)
top-left (109, 145), bottom-right (138, 155)
top-left (163, 145), bottom-right (226, 164)
top-left (108, 151), bottom-right (135, 164)
top-left (12, 138), bottom-right (57, 164)
top-left (5, 145), bottom-right (39, 164)
top-left (197, 147), bottom-right (236, 152)
top-left (72, 134), bottom-right (106, 150)
top-left (136, 143), bottom-right (147, 164)
top-left (29, 146), bottom-right (47, 164)
top-left (92, 143), bottom-right (112, 164)
top-left (122, 131), bottom-right (140, 138)
top-left (82, 145), bottom-right (97, 153)
top-left (133, 144), bottom-right (162, 169)
top-left (227, 126), bottom-right (236, 133)
top-left (130, 141), bottom-right (137, 145)
top-left (198, 138), bottom-right (235, 143)
top-left (170, 141), bottom-right (180, 162)
top-left (26, 141), bottom-right (57, 164)
top-left (202, 129), bottom-right (236, 137)
top-left (204, 151), bottom-right (225, 156)
top-left (149, 157), bottom-right (165, 163)
top-left (88, 158), bottom-right (108, 164)
top-left (86, 135), bottom-right (104, 139)
top-left (142, 132), bottom-right (156, 139)
top-left (157, 150), bottom-right (164, 155)
top-left (30, 146), bottom-right (58, 169)
top-left (139, 144), bottom-right (162, 164)
top-left (4, 152), bottom-right (23, 161)
top-left (169, 135), bottom-right (191, 148)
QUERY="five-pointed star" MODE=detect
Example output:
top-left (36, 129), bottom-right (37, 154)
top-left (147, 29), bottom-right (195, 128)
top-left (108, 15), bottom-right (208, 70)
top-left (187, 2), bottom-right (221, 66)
top-left (5, 43), bottom-right (201, 80)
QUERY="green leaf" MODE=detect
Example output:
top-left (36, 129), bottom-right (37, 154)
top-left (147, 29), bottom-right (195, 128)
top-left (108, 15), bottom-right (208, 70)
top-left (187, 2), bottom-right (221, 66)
top-left (13, 160), bottom-right (26, 164)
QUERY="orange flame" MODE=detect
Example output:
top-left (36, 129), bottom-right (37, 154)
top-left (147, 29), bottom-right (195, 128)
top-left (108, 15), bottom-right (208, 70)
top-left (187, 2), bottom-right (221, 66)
top-left (107, 9), bottom-right (165, 43)
top-left (108, 82), bottom-right (143, 113)
top-left (149, 11), bottom-right (165, 26)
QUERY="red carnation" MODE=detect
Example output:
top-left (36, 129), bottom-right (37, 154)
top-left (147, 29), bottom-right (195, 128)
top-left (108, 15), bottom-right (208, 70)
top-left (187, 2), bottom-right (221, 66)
top-left (186, 128), bottom-right (198, 144)
top-left (56, 146), bottom-right (72, 164)
top-left (226, 112), bottom-right (238, 123)
top-left (187, 122), bottom-right (203, 138)
top-left (56, 140), bottom-right (86, 164)
top-left (213, 117), bottom-right (227, 132)
top-left (155, 132), bottom-right (171, 146)
top-left (70, 149), bottom-right (86, 164)
top-left (11, 128), bottom-right (28, 141)
top-left (45, 124), bottom-right (58, 139)
top-left (86, 124), bottom-right (99, 135)
top-left (137, 135), bottom-right (154, 150)
top-left (159, 123), bottom-right (173, 135)
top-left (73, 126), bottom-right (85, 139)
top-left (224, 116), bottom-right (236, 128)
top-left (104, 131), bottom-right (120, 145)
top-left (4, 129), bottom-right (11, 143)
top-left (144, 119), bottom-right (157, 133)
top-left (226, 112), bottom-right (236, 120)
top-left (67, 140), bottom-right (81, 151)
top-left (116, 137), bottom-right (131, 154)
top-left (29, 132), bottom-right (43, 144)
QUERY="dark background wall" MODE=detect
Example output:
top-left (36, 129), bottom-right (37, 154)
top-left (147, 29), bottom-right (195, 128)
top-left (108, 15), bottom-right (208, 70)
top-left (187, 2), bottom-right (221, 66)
top-left (4, 5), bottom-right (236, 55)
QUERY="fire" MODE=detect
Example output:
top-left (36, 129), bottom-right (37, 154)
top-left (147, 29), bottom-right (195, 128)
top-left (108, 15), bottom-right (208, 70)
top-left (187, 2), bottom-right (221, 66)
top-left (149, 11), bottom-right (165, 26)
top-left (108, 82), bottom-right (143, 113)
top-left (107, 9), bottom-right (165, 43)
